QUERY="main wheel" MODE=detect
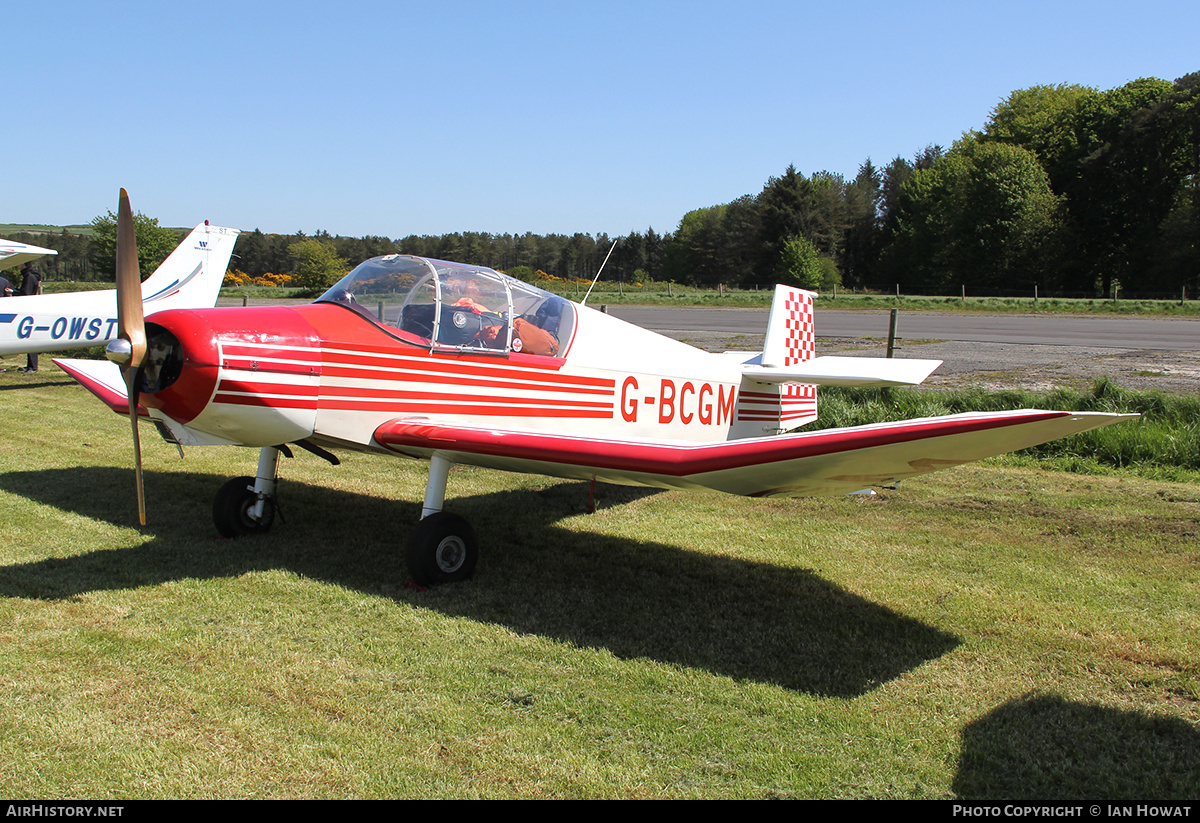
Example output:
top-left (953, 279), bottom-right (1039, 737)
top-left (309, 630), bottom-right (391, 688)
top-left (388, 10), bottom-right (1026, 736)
top-left (213, 475), bottom-right (275, 537)
top-left (406, 512), bottom-right (478, 586)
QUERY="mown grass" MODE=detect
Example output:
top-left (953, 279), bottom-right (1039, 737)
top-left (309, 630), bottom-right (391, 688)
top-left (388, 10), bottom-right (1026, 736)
top-left (809, 379), bottom-right (1200, 482)
top-left (0, 370), bottom-right (1196, 798)
top-left (40, 281), bottom-right (117, 294)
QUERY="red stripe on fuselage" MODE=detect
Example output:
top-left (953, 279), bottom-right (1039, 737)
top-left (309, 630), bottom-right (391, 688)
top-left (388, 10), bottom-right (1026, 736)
top-left (321, 350), bottom-right (613, 391)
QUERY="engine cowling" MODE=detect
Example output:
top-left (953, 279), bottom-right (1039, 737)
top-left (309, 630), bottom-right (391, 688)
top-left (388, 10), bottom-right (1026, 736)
top-left (139, 306), bottom-right (323, 446)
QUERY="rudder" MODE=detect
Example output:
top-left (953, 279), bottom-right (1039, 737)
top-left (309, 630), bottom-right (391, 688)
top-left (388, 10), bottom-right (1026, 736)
top-left (733, 284), bottom-right (818, 438)
top-left (140, 223), bottom-right (240, 311)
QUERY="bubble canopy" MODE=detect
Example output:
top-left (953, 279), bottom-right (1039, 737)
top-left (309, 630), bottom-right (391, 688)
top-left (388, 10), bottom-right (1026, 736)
top-left (316, 255), bottom-right (574, 357)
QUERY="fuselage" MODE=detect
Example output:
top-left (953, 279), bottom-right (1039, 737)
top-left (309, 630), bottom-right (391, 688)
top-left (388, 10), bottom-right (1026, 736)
top-left (139, 301), bottom-right (774, 452)
top-left (0, 289), bottom-right (123, 355)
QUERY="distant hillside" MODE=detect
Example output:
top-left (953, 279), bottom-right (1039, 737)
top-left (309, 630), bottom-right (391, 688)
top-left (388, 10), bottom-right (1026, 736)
top-left (1, 223), bottom-right (192, 238)
top-left (0, 223), bottom-right (96, 237)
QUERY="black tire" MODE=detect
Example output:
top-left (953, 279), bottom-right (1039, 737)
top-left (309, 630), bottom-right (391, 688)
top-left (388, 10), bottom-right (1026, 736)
top-left (213, 475), bottom-right (275, 537)
top-left (406, 512), bottom-right (478, 586)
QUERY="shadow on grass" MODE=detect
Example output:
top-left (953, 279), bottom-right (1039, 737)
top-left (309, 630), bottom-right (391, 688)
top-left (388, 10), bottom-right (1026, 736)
top-left (954, 694), bottom-right (1200, 800)
top-left (0, 467), bottom-right (958, 697)
top-left (0, 377), bottom-right (73, 391)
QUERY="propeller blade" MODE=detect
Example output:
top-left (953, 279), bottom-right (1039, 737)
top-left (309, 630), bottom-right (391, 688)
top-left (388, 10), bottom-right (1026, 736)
top-left (116, 189), bottom-right (147, 525)
top-left (116, 188), bottom-right (146, 371)
top-left (126, 372), bottom-right (146, 525)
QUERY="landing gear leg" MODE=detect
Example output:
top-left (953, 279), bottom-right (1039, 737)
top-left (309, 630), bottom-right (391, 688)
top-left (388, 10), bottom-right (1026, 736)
top-left (213, 446), bottom-right (280, 537)
top-left (407, 454), bottom-right (478, 586)
top-left (250, 446), bottom-right (281, 522)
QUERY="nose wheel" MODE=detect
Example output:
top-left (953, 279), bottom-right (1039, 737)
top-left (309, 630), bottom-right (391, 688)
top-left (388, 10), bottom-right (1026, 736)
top-left (213, 446), bottom-right (281, 538)
top-left (213, 475), bottom-right (276, 537)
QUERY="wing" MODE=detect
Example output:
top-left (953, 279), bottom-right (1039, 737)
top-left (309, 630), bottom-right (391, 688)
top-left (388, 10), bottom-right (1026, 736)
top-left (374, 410), bottom-right (1136, 498)
top-left (54, 357), bottom-right (149, 417)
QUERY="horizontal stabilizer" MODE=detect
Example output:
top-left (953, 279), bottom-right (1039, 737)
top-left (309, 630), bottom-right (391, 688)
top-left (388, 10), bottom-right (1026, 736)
top-left (743, 355), bottom-right (942, 387)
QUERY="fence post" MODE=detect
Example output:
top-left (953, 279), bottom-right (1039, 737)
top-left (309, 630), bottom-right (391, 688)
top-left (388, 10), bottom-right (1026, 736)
top-left (887, 309), bottom-right (899, 359)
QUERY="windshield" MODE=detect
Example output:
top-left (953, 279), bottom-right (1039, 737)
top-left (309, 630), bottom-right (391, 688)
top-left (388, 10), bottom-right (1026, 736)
top-left (316, 255), bottom-right (574, 357)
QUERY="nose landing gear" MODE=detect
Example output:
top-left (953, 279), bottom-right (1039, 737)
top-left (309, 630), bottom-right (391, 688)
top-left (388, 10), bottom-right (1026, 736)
top-left (213, 446), bottom-right (281, 537)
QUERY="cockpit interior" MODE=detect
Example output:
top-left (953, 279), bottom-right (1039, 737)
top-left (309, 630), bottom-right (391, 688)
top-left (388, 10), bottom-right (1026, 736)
top-left (317, 255), bottom-right (575, 357)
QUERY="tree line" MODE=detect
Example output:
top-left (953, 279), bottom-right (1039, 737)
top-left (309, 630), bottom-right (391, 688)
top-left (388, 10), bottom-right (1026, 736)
top-left (8, 72), bottom-right (1196, 298)
top-left (660, 72), bottom-right (1199, 297)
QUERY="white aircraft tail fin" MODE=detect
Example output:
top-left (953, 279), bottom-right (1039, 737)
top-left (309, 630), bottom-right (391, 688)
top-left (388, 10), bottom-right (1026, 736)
top-left (140, 223), bottom-right (240, 312)
top-left (730, 285), bottom-right (819, 438)
top-left (761, 284), bottom-right (817, 368)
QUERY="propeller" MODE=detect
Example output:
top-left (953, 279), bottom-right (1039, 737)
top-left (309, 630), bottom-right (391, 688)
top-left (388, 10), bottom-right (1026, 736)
top-left (104, 188), bottom-right (148, 525)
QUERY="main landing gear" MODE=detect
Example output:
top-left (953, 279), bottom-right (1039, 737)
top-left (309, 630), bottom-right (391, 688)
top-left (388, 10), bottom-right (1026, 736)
top-left (211, 448), bottom-right (479, 587)
top-left (406, 454), bottom-right (479, 587)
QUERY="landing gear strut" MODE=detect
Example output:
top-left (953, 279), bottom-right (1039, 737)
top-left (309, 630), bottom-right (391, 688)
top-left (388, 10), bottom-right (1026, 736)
top-left (406, 453), bottom-right (478, 586)
top-left (213, 446), bottom-right (280, 537)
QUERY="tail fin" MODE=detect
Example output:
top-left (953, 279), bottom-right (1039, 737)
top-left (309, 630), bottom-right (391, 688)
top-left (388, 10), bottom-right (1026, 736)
top-left (732, 285), bottom-right (819, 438)
top-left (140, 223), bottom-right (240, 311)
top-left (762, 284), bottom-right (817, 368)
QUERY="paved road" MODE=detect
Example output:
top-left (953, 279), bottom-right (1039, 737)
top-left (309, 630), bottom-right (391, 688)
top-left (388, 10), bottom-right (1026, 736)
top-left (606, 306), bottom-right (1200, 351)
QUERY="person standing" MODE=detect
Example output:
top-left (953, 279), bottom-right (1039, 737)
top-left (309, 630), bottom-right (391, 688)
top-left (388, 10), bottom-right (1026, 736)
top-left (17, 262), bottom-right (42, 372)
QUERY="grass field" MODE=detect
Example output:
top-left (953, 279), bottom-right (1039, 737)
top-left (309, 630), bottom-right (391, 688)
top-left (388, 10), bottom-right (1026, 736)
top-left (0, 370), bottom-right (1197, 798)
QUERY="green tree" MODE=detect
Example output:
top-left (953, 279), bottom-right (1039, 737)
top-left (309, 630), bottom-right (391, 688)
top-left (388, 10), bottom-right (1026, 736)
top-left (983, 78), bottom-right (1193, 294)
top-left (777, 236), bottom-right (823, 290)
top-left (842, 159), bottom-right (883, 286)
top-left (288, 238), bottom-right (346, 290)
top-left (663, 205), bottom-right (729, 285)
top-left (883, 137), bottom-right (1060, 291)
top-left (88, 210), bottom-right (183, 281)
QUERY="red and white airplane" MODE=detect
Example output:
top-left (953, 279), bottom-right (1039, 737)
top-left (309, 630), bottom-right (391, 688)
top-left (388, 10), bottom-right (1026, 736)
top-left (57, 195), bottom-right (1135, 586)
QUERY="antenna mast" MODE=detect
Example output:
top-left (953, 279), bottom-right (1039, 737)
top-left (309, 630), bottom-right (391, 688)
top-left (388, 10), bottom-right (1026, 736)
top-left (581, 239), bottom-right (618, 307)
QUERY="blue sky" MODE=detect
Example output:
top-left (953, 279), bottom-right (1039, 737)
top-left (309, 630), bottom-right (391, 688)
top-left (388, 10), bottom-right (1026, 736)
top-left (5, 0), bottom-right (1198, 239)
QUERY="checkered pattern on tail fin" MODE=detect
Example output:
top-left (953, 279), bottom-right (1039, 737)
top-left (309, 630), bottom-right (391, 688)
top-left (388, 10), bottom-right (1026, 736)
top-left (762, 285), bottom-right (816, 368)
top-left (729, 284), bottom-right (818, 438)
